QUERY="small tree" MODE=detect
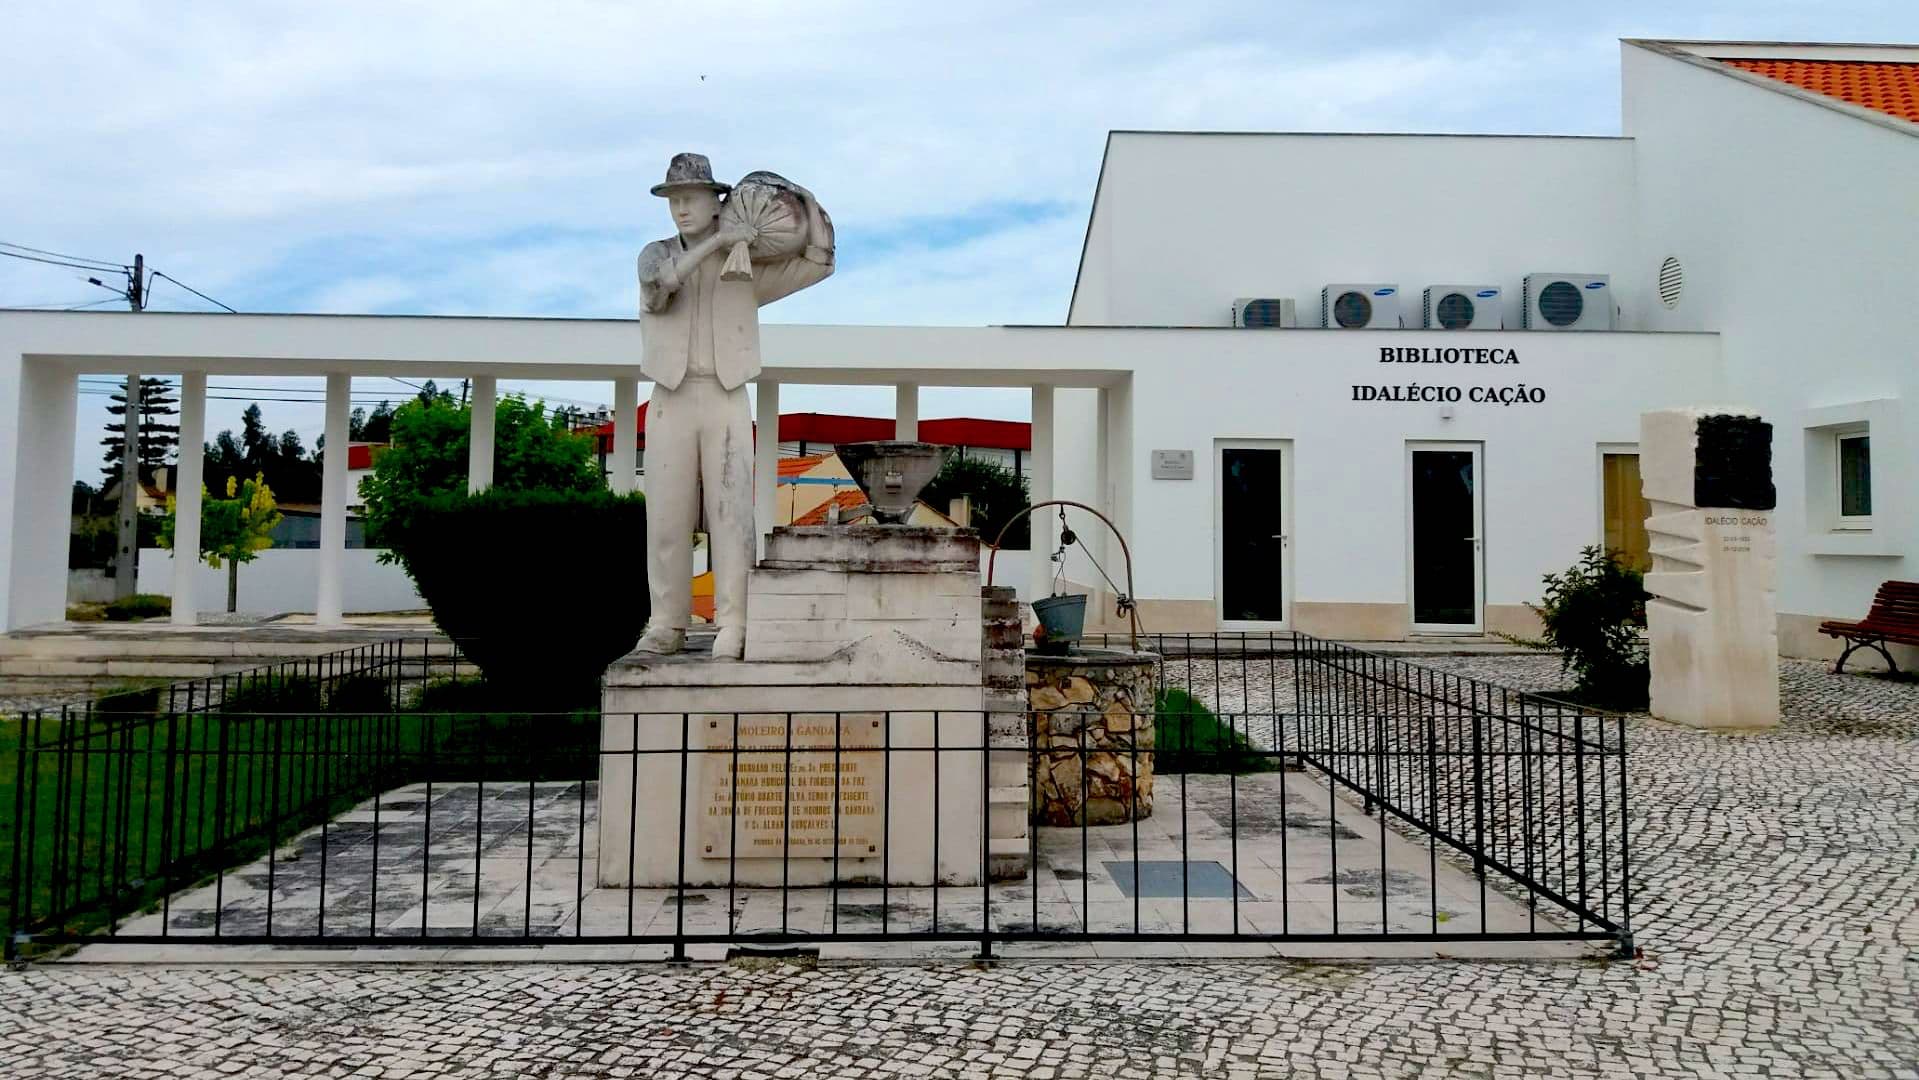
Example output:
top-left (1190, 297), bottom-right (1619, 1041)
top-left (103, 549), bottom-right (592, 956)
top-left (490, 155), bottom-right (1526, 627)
top-left (1504, 545), bottom-right (1650, 709)
top-left (920, 455), bottom-right (1031, 549)
top-left (360, 394), bottom-right (603, 569)
top-left (161, 473), bottom-right (283, 613)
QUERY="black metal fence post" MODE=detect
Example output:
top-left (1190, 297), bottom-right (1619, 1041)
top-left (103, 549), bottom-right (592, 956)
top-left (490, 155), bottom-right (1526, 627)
top-left (6, 713), bottom-right (31, 961)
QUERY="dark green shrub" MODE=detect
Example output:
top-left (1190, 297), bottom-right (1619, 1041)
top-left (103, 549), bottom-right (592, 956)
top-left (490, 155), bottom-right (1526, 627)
top-left (1154, 687), bottom-right (1277, 774)
top-left (382, 488), bottom-right (648, 707)
top-left (1508, 545), bottom-right (1650, 710)
top-left (94, 684), bottom-right (163, 715)
top-left (103, 593), bottom-right (171, 621)
top-left (221, 676), bottom-right (323, 714)
top-left (414, 677), bottom-right (494, 713)
top-left (326, 673), bottom-right (396, 714)
top-left (407, 677), bottom-right (596, 780)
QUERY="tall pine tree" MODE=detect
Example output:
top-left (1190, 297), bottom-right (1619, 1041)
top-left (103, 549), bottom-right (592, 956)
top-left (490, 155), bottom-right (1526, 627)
top-left (101, 377), bottom-right (181, 485)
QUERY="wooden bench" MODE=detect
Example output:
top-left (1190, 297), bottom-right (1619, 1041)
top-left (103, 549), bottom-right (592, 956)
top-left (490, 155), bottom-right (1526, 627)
top-left (1818, 580), bottom-right (1919, 673)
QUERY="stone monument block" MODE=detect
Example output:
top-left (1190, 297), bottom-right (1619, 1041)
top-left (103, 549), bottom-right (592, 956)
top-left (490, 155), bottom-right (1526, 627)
top-left (601, 522), bottom-right (994, 888)
top-left (598, 634), bottom-right (986, 887)
top-left (1641, 408), bottom-right (1780, 729)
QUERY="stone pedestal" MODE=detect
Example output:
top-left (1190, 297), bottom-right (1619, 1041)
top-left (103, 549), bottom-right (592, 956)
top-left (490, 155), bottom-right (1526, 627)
top-left (599, 524), bottom-right (989, 888)
top-left (747, 526), bottom-right (982, 664)
top-left (1642, 409), bottom-right (1781, 729)
top-left (1027, 649), bottom-right (1158, 826)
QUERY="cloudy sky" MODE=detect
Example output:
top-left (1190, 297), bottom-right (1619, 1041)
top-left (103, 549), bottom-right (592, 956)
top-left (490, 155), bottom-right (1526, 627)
top-left (4, 1), bottom-right (1913, 482)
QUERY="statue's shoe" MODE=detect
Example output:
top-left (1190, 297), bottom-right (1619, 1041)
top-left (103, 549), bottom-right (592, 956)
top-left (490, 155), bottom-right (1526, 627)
top-left (634, 626), bottom-right (686, 655)
top-left (712, 625), bottom-right (745, 660)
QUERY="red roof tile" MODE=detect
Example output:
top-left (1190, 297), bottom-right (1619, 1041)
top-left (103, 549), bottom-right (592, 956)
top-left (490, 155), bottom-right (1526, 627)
top-left (777, 454), bottom-right (831, 478)
top-left (792, 489), bottom-right (870, 526)
top-left (1721, 59), bottom-right (1919, 125)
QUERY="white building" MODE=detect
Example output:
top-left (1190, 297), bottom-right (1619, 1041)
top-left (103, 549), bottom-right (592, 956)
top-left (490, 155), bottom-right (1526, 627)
top-left (1, 39), bottom-right (1912, 662)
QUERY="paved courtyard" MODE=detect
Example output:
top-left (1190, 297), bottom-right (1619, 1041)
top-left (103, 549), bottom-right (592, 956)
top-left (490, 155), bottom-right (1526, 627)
top-left (1, 656), bottom-right (1915, 1077)
top-left (77, 766), bottom-right (1569, 962)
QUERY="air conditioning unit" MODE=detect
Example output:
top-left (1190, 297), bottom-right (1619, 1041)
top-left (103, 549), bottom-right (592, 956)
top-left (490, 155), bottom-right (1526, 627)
top-left (1521, 274), bottom-right (1613, 330)
top-left (1421, 285), bottom-right (1504, 330)
top-left (1320, 284), bottom-right (1401, 329)
top-left (1231, 297), bottom-right (1297, 328)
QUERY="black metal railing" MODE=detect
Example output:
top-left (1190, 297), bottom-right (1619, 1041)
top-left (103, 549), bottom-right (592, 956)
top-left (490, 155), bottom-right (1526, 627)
top-left (3, 632), bottom-right (1630, 958)
top-left (2, 638), bottom-right (458, 949)
top-left (1290, 635), bottom-right (1630, 947)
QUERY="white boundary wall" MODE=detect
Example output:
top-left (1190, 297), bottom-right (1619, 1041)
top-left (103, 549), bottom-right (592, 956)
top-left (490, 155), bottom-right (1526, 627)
top-left (135, 548), bottom-right (424, 616)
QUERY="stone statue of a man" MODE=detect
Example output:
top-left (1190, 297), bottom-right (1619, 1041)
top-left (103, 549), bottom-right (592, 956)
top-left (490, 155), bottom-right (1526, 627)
top-left (634, 152), bottom-right (834, 658)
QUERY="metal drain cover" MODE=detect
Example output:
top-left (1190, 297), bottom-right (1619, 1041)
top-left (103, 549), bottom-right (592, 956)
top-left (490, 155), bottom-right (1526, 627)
top-left (1103, 860), bottom-right (1253, 899)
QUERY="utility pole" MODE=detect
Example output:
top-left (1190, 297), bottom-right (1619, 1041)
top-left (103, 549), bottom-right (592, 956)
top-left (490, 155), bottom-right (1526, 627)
top-left (111, 254), bottom-right (145, 602)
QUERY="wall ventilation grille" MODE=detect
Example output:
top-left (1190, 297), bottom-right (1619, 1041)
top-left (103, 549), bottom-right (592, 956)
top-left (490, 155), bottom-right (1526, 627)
top-left (1658, 257), bottom-right (1684, 308)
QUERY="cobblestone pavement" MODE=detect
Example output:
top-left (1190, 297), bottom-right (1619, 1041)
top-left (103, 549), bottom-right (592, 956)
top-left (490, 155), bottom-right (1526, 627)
top-left (1, 658), bottom-right (1916, 1078)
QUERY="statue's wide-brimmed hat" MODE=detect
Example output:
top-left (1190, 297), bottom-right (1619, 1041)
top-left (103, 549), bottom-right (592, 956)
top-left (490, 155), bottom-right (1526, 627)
top-left (650, 152), bottom-right (731, 196)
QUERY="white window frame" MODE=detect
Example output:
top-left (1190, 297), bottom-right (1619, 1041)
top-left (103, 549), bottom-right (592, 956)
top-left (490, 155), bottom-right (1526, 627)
top-left (1799, 400), bottom-right (1900, 558)
top-left (1834, 427), bottom-right (1872, 531)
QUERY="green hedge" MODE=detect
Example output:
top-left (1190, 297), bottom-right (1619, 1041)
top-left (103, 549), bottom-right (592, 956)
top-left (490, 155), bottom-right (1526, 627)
top-left (104, 593), bottom-right (171, 621)
top-left (383, 488), bottom-right (649, 707)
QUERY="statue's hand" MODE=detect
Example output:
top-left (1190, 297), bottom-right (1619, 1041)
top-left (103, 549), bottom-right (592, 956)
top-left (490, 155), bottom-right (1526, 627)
top-left (716, 222), bottom-right (754, 248)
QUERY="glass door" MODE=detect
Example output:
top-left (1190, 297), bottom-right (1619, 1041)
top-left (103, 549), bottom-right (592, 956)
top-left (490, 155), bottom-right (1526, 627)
top-left (1407, 443), bottom-right (1483, 633)
top-left (1216, 441), bottom-right (1291, 627)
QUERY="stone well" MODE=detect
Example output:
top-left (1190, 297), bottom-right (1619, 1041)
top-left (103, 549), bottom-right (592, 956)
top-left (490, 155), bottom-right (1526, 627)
top-left (1026, 648), bottom-right (1158, 826)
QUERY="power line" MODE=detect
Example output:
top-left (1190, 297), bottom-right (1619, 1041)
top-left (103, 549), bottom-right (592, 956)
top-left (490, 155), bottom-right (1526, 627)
top-left (147, 270), bottom-right (236, 313)
top-left (0, 248), bottom-right (123, 274)
top-left (0, 241), bottom-right (126, 271)
top-left (0, 298), bottom-right (119, 310)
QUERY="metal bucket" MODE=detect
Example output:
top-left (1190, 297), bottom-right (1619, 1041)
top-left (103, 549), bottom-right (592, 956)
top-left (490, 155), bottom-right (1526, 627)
top-left (1031, 593), bottom-right (1087, 653)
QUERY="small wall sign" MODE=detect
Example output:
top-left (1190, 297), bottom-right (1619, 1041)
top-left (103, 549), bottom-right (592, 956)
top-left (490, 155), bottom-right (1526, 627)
top-left (1151, 449), bottom-right (1194, 480)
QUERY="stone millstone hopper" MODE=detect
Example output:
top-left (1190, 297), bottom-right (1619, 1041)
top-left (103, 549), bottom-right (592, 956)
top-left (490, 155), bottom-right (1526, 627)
top-left (833, 441), bottom-right (954, 524)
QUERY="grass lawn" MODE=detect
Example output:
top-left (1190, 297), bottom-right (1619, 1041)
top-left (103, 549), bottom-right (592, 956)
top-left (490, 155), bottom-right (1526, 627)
top-left (1154, 688), bottom-right (1281, 774)
top-left (0, 705), bottom-right (400, 942)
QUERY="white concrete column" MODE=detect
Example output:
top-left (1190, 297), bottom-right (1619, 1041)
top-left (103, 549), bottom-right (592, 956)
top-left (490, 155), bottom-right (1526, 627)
top-left (895, 383), bottom-right (919, 441)
top-left (1106, 376), bottom-right (1134, 572)
top-left (170, 372), bottom-right (207, 625)
top-left (467, 375), bottom-right (497, 493)
top-left (316, 373), bottom-right (351, 624)
top-left (755, 380), bottom-right (780, 557)
top-left (4, 365), bottom-right (79, 629)
top-left (610, 377), bottom-right (640, 494)
top-left (1029, 384), bottom-right (1055, 604)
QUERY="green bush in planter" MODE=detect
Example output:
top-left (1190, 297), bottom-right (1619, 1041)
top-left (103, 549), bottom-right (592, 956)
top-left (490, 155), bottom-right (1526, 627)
top-left (385, 488), bottom-right (649, 707)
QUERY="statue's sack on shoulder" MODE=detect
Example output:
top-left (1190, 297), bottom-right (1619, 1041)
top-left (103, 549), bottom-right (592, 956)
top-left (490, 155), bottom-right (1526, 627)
top-left (718, 171), bottom-right (834, 281)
